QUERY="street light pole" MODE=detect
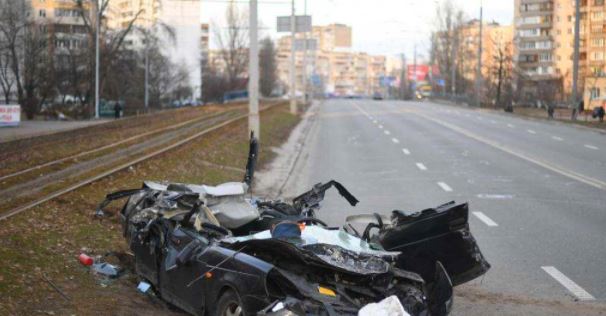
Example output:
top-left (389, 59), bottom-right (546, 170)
top-left (289, 0), bottom-right (297, 114)
top-left (144, 40), bottom-right (149, 111)
top-left (572, 0), bottom-right (581, 120)
top-left (475, 1), bottom-right (483, 106)
top-left (249, 0), bottom-right (260, 138)
top-left (94, 0), bottom-right (101, 119)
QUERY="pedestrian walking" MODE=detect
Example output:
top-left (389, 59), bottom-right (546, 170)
top-left (598, 106), bottom-right (605, 122)
top-left (113, 101), bottom-right (122, 119)
top-left (547, 104), bottom-right (555, 119)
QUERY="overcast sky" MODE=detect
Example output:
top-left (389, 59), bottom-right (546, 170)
top-left (201, 0), bottom-right (513, 60)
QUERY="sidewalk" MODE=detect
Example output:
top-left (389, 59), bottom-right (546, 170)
top-left (0, 119), bottom-right (110, 143)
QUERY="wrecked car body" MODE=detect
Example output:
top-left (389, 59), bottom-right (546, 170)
top-left (97, 136), bottom-right (490, 316)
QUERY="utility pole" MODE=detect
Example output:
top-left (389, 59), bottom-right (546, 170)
top-left (94, 0), bottom-right (101, 119)
top-left (451, 28), bottom-right (457, 100)
top-left (249, 0), bottom-right (260, 138)
top-left (475, 2), bottom-right (483, 106)
top-left (413, 44), bottom-right (417, 87)
top-left (144, 39), bottom-right (149, 111)
top-left (303, 0), bottom-right (308, 103)
top-left (400, 53), bottom-right (406, 100)
top-left (572, 0), bottom-right (581, 120)
top-left (289, 0), bottom-right (297, 114)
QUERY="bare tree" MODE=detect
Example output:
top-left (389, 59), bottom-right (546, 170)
top-left (0, 0), bottom-right (31, 107)
top-left (430, 1), bottom-right (466, 95)
top-left (0, 49), bottom-right (13, 103)
top-left (259, 37), bottom-right (277, 97)
top-left (21, 23), bottom-right (55, 118)
top-left (213, 1), bottom-right (249, 91)
top-left (488, 36), bottom-right (514, 107)
top-left (71, 0), bottom-right (143, 114)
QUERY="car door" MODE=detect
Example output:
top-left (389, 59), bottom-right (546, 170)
top-left (377, 201), bottom-right (490, 286)
top-left (159, 227), bottom-right (208, 315)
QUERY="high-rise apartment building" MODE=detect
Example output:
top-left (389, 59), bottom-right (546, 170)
top-left (458, 21), bottom-right (513, 85)
top-left (31, 0), bottom-right (92, 54)
top-left (514, 0), bottom-right (606, 108)
top-left (276, 23), bottom-right (389, 97)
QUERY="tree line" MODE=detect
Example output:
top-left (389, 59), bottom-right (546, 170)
top-left (0, 0), bottom-right (193, 119)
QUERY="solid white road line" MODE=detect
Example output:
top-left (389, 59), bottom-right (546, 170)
top-left (415, 113), bottom-right (606, 191)
top-left (472, 212), bottom-right (498, 227)
top-left (416, 163), bottom-right (427, 171)
top-left (584, 144), bottom-right (599, 150)
top-left (384, 130), bottom-right (391, 135)
top-left (527, 129), bottom-right (536, 134)
top-left (392, 138), bottom-right (400, 144)
top-left (402, 148), bottom-right (411, 155)
top-left (507, 124), bottom-right (515, 128)
top-left (437, 182), bottom-right (453, 192)
top-left (541, 266), bottom-right (595, 301)
top-left (552, 136), bottom-right (563, 141)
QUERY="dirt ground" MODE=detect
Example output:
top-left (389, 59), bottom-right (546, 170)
top-left (0, 103), bottom-right (301, 315)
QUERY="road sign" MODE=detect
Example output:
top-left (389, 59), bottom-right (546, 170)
top-left (379, 76), bottom-right (396, 87)
top-left (277, 15), bottom-right (312, 33)
top-left (295, 39), bottom-right (317, 51)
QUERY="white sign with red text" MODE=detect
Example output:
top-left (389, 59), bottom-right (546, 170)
top-left (0, 105), bottom-right (21, 127)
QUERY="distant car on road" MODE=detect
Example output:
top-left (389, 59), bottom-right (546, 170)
top-left (372, 93), bottom-right (383, 100)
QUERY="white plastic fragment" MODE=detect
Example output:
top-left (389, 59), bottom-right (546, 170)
top-left (137, 281), bottom-right (151, 293)
top-left (271, 302), bottom-right (285, 312)
top-left (358, 295), bottom-right (409, 316)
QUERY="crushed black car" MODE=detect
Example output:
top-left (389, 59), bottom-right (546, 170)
top-left (96, 135), bottom-right (490, 316)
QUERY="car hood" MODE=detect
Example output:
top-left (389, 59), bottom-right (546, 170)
top-left (223, 226), bottom-right (400, 275)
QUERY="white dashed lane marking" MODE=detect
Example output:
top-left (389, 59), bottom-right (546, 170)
top-left (490, 120), bottom-right (497, 124)
top-left (378, 125), bottom-right (383, 129)
top-left (527, 129), bottom-right (536, 134)
top-left (415, 163), bottom-right (427, 171)
top-left (437, 182), bottom-right (453, 192)
top-left (384, 130), bottom-right (391, 135)
top-left (472, 212), bottom-right (498, 227)
top-left (391, 138), bottom-right (399, 144)
top-left (541, 266), bottom-right (595, 301)
top-left (507, 124), bottom-right (515, 128)
top-left (373, 120), bottom-right (378, 124)
top-left (584, 144), bottom-right (599, 150)
top-left (402, 148), bottom-right (411, 155)
top-left (552, 136), bottom-right (563, 141)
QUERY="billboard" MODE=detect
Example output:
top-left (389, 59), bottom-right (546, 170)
top-left (407, 65), bottom-right (430, 81)
top-left (277, 15), bottom-right (312, 33)
top-left (0, 105), bottom-right (20, 127)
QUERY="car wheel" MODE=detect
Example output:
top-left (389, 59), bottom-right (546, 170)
top-left (215, 290), bottom-right (244, 316)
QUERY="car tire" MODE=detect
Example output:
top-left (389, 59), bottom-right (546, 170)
top-left (393, 283), bottom-right (428, 315)
top-left (215, 289), bottom-right (244, 316)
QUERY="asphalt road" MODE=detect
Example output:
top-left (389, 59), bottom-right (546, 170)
top-left (282, 99), bottom-right (606, 313)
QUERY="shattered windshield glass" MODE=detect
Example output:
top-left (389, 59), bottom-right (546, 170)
top-left (225, 225), bottom-right (399, 257)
